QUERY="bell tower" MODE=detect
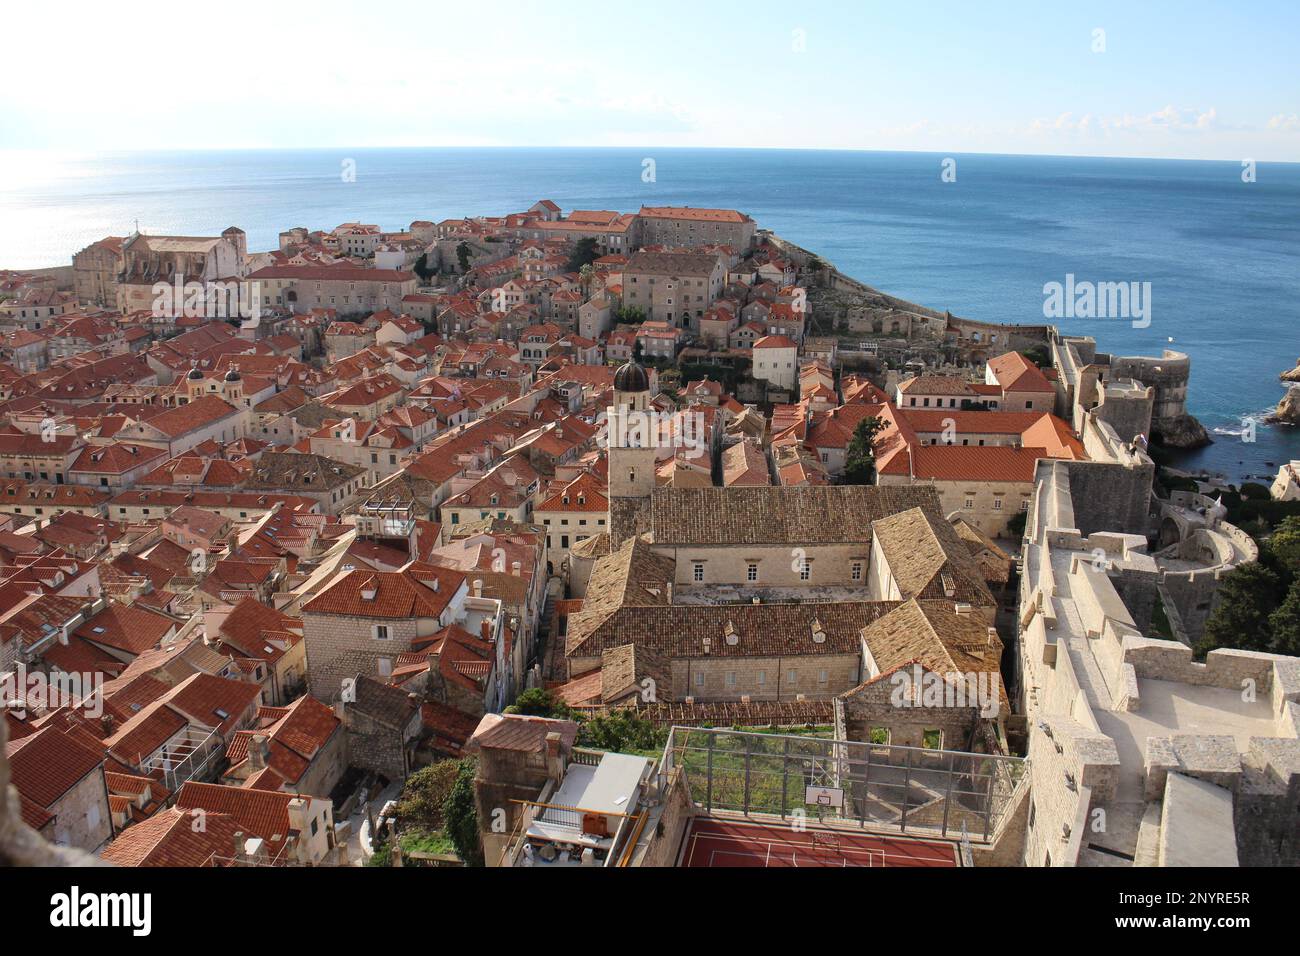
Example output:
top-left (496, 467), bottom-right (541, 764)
top-left (608, 359), bottom-right (655, 499)
top-left (221, 365), bottom-right (244, 406)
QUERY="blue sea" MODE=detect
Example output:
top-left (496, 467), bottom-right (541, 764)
top-left (1, 147), bottom-right (1297, 482)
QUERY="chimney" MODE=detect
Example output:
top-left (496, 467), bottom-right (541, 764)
top-left (511, 561), bottom-right (521, 577)
top-left (286, 797), bottom-right (309, 837)
top-left (480, 620), bottom-right (491, 640)
top-left (243, 837), bottom-right (267, 864)
top-left (232, 830), bottom-right (247, 864)
top-left (472, 579), bottom-right (483, 597)
top-left (544, 730), bottom-right (565, 782)
top-left (248, 734), bottom-right (269, 772)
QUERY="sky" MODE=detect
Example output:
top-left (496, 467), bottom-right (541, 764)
top-left (3, 0), bottom-right (1298, 161)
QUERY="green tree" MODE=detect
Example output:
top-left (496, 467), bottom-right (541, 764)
top-left (1267, 516), bottom-right (1300, 576)
top-left (1268, 578), bottom-right (1300, 656)
top-left (1019, 345), bottom-right (1051, 368)
top-left (842, 416), bottom-right (885, 485)
top-left (443, 757), bottom-right (483, 866)
top-left (615, 306), bottom-right (646, 325)
top-left (455, 241), bottom-right (472, 273)
top-left (566, 237), bottom-right (601, 273)
top-left (395, 761), bottom-right (459, 833)
top-left (577, 709), bottom-right (667, 754)
top-left (1195, 562), bottom-right (1283, 658)
top-left (412, 252), bottom-right (435, 283)
top-left (504, 687), bottom-right (572, 719)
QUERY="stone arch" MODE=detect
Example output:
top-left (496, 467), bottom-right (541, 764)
top-left (1158, 515), bottom-right (1184, 549)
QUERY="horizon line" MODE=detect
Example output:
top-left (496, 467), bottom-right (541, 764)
top-left (3, 144), bottom-right (1299, 166)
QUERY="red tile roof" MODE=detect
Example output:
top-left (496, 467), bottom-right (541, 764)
top-left (4, 726), bottom-right (105, 810)
top-left (907, 444), bottom-right (1046, 483)
top-left (301, 564), bottom-right (465, 619)
top-left (987, 351), bottom-right (1055, 394)
top-left (99, 805), bottom-right (245, 866)
top-left (74, 600), bottom-right (174, 656)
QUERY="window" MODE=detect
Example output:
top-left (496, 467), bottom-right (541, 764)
top-left (377, 657), bottom-right (393, 678)
top-left (818, 669), bottom-right (828, 685)
top-left (756, 670), bottom-right (766, 685)
top-left (746, 563), bottom-right (758, 582)
top-left (851, 561), bottom-right (863, 581)
top-left (993, 498), bottom-right (1004, 510)
top-left (799, 561), bottom-right (811, 581)
top-left (726, 671), bottom-right (736, 687)
top-left (694, 672), bottom-right (705, 688)
top-left (964, 497), bottom-right (975, 510)
top-left (374, 625), bottom-right (390, 640)
top-left (693, 563), bottom-right (704, 582)
top-left (786, 668), bottom-right (797, 685)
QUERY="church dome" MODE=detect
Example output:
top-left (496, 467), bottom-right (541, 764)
top-left (223, 368), bottom-right (242, 383)
top-left (186, 366), bottom-right (204, 381)
top-left (613, 359), bottom-right (649, 393)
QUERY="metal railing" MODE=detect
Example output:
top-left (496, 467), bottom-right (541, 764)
top-left (661, 726), bottom-right (1025, 844)
top-left (502, 799), bottom-right (645, 867)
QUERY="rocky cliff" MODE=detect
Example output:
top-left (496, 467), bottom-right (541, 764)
top-left (1268, 386), bottom-right (1300, 426)
top-left (1152, 413), bottom-right (1212, 449)
top-left (1281, 359), bottom-right (1300, 384)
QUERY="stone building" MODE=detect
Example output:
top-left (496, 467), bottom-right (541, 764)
top-left (71, 236), bottom-right (124, 308)
top-left (300, 563), bottom-right (470, 700)
top-left (3, 726), bottom-right (112, 851)
top-left (635, 206), bottom-right (756, 251)
top-left (465, 713), bottom-right (577, 866)
top-left (244, 265), bottom-right (418, 317)
top-left (115, 228), bottom-right (247, 314)
top-left (338, 675), bottom-right (423, 782)
top-left (835, 658), bottom-right (993, 751)
top-left (1018, 458), bottom-right (1300, 866)
top-left (621, 251), bottom-right (726, 329)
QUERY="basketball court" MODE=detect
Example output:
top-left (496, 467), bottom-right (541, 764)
top-left (679, 818), bottom-right (960, 868)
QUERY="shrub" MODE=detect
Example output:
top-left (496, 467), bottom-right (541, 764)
top-left (395, 762), bottom-right (459, 833)
top-left (577, 709), bottom-right (667, 754)
top-left (444, 757), bottom-right (483, 866)
top-left (504, 687), bottom-right (573, 719)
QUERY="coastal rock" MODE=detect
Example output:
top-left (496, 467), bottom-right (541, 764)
top-left (1267, 386), bottom-right (1300, 426)
top-left (1152, 413), bottom-right (1212, 449)
top-left (1281, 359), bottom-right (1300, 384)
